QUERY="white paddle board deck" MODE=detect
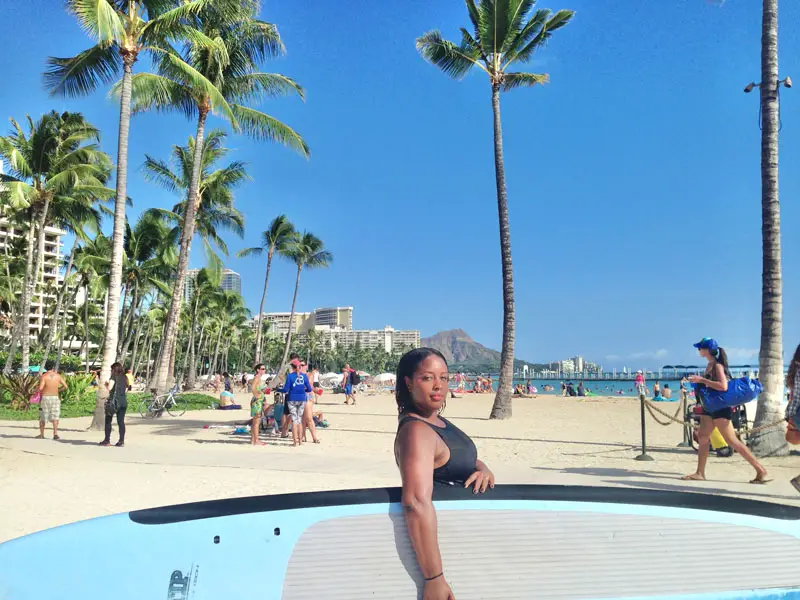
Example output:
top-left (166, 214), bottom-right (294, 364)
top-left (1, 485), bottom-right (799, 599)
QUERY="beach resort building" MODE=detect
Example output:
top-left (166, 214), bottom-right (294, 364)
top-left (0, 219), bottom-right (66, 339)
top-left (184, 268), bottom-right (242, 301)
top-left (251, 306), bottom-right (419, 353)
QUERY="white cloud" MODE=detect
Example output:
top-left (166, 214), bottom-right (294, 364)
top-left (724, 347), bottom-right (759, 361)
top-left (607, 349), bottom-right (669, 361)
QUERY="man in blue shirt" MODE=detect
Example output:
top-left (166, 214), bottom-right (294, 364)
top-left (280, 359), bottom-right (312, 447)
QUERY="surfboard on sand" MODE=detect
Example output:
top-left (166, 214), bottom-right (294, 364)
top-left (1, 485), bottom-right (799, 599)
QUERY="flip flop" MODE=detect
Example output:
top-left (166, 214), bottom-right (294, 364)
top-left (791, 476), bottom-right (800, 494)
top-left (35, 434), bottom-right (44, 439)
top-left (53, 435), bottom-right (60, 440)
top-left (749, 476), bottom-right (772, 485)
top-left (680, 474), bottom-right (705, 481)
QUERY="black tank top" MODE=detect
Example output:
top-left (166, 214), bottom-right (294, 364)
top-left (396, 415), bottom-right (478, 486)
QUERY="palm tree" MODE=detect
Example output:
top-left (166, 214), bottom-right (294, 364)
top-left (275, 232), bottom-right (332, 375)
top-left (417, 0), bottom-right (573, 419)
top-left (46, 0), bottom-right (234, 421)
top-left (126, 1), bottom-right (309, 392)
top-left (237, 214), bottom-right (295, 363)
top-left (0, 111), bottom-right (113, 373)
top-left (750, 0), bottom-right (788, 456)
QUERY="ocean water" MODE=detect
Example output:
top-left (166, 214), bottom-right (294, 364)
top-left (453, 378), bottom-right (687, 398)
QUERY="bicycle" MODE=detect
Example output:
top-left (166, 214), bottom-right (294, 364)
top-left (138, 385), bottom-right (186, 418)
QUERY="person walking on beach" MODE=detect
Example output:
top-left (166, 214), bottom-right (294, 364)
top-left (342, 363), bottom-right (356, 405)
top-left (682, 338), bottom-right (769, 484)
top-left (561, 381), bottom-right (567, 397)
top-left (634, 370), bottom-right (646, 397)
top-left (100, 362), bottom-right (128, 447)
top-left (250, 364), bottom-right (268, 446)
top-left (300, 362), bottom-right (320, 444)
top-left (280, 359), bottom-right (313, 447)
top-left (784, 343), bottom-right (800, 493)
top-left (394, 348), bottom-right (495, 600)
top-left (37, 366), bottom-right (67, 440)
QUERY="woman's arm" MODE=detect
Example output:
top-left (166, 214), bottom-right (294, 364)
top-left (397, 423), bottom-right (447, 582)
top-left (697, 364), bottom-right (729, 392)
top-left (250, 377), bottom-right (260, 397)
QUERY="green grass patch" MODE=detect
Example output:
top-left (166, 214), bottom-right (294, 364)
top-left (0, 389), bottom-right (217, 421)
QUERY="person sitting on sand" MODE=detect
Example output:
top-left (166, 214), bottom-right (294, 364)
top-left (784, 343), bottom-right (800, 493)
top-left (394, 348), bottom-right (495, 600)
top-left (662, 384), bottom-right (672, 400)
top-left (218, 372), bottom-right (242, 410)
top-left (682, 338), bottom-right (769, 484)
top-left (37, 365), bottom-right (67, 440)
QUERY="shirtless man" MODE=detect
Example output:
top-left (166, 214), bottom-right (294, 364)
top-left (38, 367), bottom-right (67, 440)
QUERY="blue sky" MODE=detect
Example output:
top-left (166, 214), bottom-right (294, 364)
top-left (1, 0), bottom-right (799, 369)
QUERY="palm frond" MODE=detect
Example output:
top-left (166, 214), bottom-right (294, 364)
top-left (236, 246), bottom-right (263, 258)
top-left (223, 72), bottom-right (305, 103)
top-left (44, 43), bottom-right (121, 97)
top-left (112, 73), bottom-right (195, 118)
top-left (506, 9), bottom-right (574, 65)
top-left (148, 47), bottom-right (236, 124)
top-left (500, 71), bottom-right (549, 91)
top-left (416, 30), bottom-right (485, 79)
top-left (66, 0), bottom-right (125, 43)
top-left (142, 154), bottom-right (183, 195)
top-left (231, 104), bottom-right (309, 157)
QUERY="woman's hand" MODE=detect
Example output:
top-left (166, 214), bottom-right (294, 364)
top-left (687, 375), bottom-right (703, 384)
top-left (424, 576), bottom-right (455, 599)
top-left (464, 464), bottom-right (495, 494)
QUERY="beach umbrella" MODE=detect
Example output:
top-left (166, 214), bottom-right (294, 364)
top-left (374, 373), bottom-right (396, 383)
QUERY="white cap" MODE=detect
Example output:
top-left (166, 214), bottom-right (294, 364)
top-left (636, 370), bottom-right (643, 374)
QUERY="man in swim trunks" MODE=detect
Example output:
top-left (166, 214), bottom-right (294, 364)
top-left (342, 363), bottom-right (356, 405)
top-left (38, 367), bottom-right (67, 440)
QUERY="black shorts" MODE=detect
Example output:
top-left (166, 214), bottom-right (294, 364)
top-left (702, 407), bottom-right (733, 421)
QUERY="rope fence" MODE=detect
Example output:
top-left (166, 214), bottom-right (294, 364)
top-left (642, 397), bottom-right (786, 438)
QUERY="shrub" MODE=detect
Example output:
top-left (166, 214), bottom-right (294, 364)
top-left (62, 374), bottom-right (94, 403)
top-left (0, 373), bottom-right (40, 410)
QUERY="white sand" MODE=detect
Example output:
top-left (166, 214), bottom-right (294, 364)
top-left (1, 391), bottom-right (798, 542)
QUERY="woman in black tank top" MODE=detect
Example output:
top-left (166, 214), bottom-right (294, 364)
top-left (683, 338), bottom-right (769, 484)
top-left (394, 348), bottom-right (494, 599)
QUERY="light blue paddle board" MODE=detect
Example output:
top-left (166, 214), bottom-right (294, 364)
top-left (1, 485), bottom-right (798, 599)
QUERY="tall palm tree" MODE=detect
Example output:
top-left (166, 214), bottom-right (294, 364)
top-left (417, 0), bottom-right (573, 419)
top-left (46, 0), bottom-right (234, 423)
top-left (237, 214), bottom-right (295, 363)
top-left (276, 231), bottom-right (332, 375)
top-left (127, 1), bottom-right (309, 392)
top-left (751, 0), bottom-right (787, 456)
top-left (0, 111), bottom-right (113, 373)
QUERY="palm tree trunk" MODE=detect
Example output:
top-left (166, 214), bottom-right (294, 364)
top-left (16, 198), bottom-right (51, 373)
top-left (488, 84), bottom-right (515, 420)
top-left (253, 248), bottom-right (275, 363)
top-left (119, 288), bottom-right (140, 361)
top-left (180, 324), bottom-right (193, 383)
top-left (116, 283), bottom-right (130, 356)
top-left (210, 324), bottom-right (223, 375)
top-left (94, 52), bottom-right (135, 430)
top-left (275, 265), bottom-right (303, 382)
top-left (193, 327), bottom-right (205, 383)
top-left (53, 282), bottom-right (81, 372)
top-left (144, 332), bottom-right (155, 386)
top-left (152, 109), bottom-right (209, 393)
top-left (39, 238), bottom-right (78, 369)
top-left (132, 320), bottom-right (151, 378)
top-left (185, 294), bottom-right (200, 388)
top-left (751, 0), bottom-right (788, 456)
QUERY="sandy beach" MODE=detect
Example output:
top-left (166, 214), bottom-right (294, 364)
top-left (2, 390), bottom-right (798, 543)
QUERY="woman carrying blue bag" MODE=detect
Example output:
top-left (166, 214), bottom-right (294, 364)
top-left (682, 337), bottom-right (770, 484)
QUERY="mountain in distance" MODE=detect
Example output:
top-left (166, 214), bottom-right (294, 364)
top-left (420, 329), bottom-right (546, 373)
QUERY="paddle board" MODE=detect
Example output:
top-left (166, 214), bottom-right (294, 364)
top-left (1, 485), bottom-right (799, 599)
